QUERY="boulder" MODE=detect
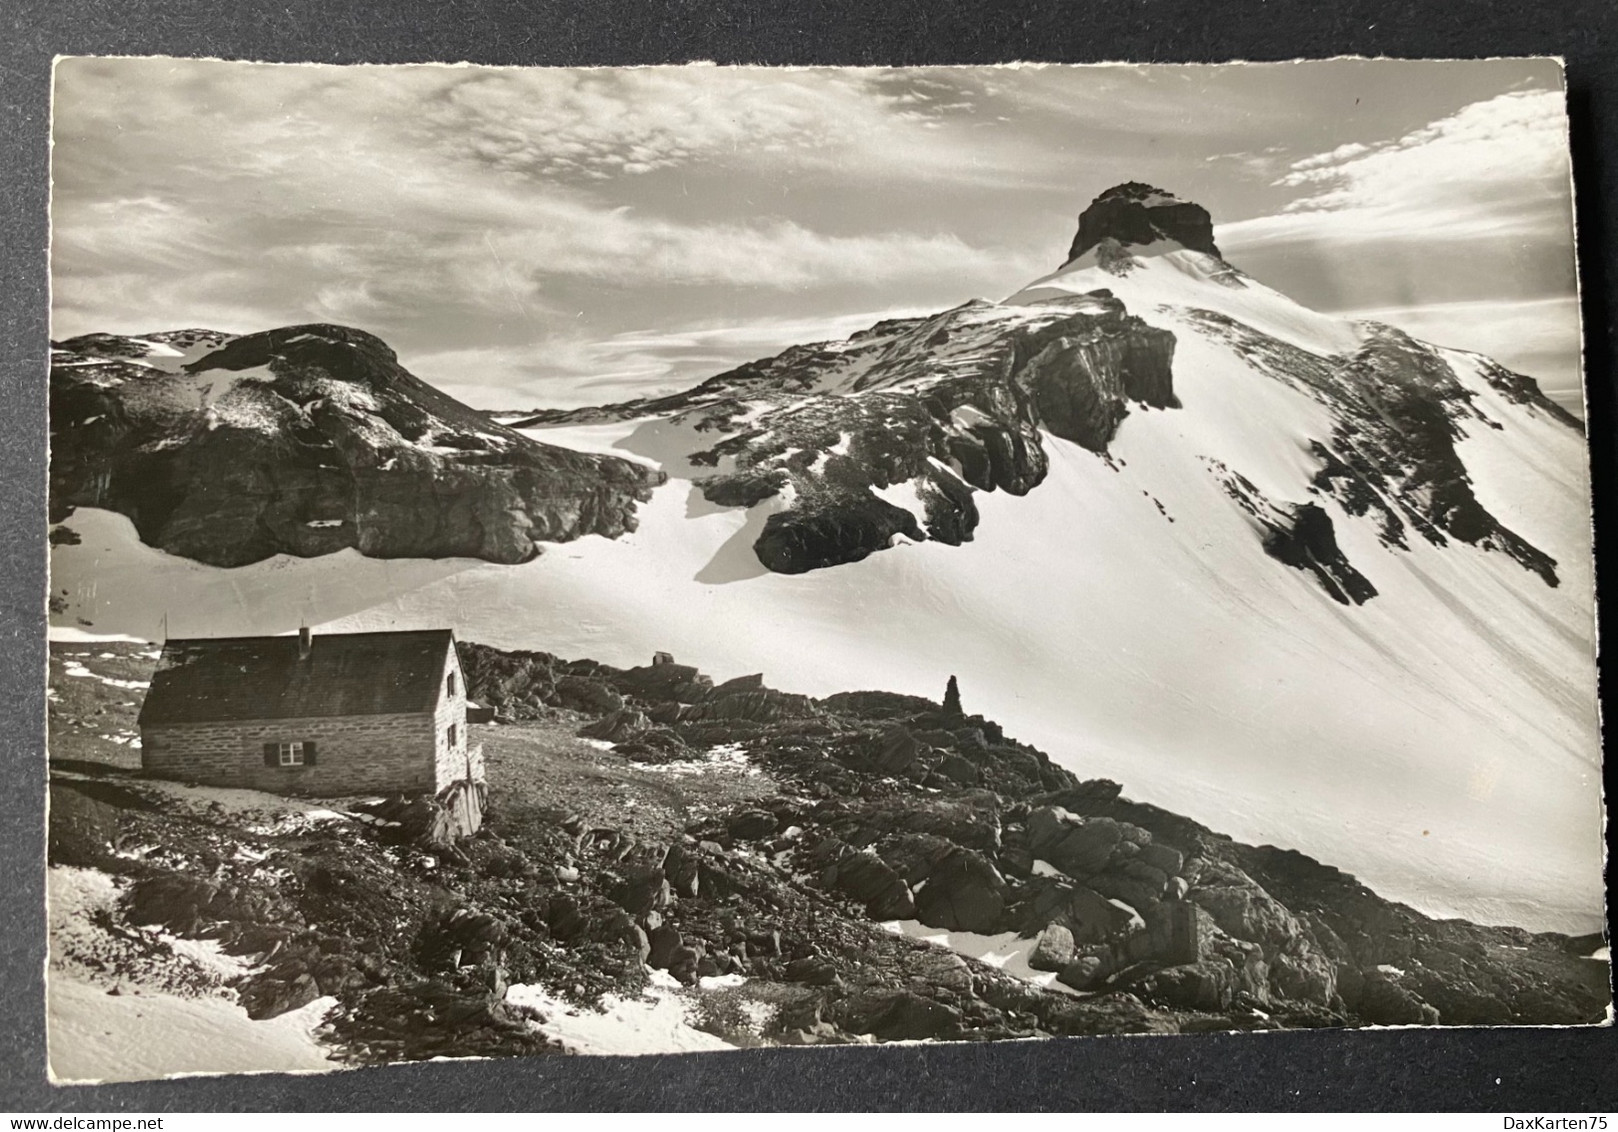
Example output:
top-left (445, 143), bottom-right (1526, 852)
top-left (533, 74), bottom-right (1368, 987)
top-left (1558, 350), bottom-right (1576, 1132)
top-left (1031, 780), bottom-right (1124, 813)
top-left (936, 754), bottom-right (981, 786)
top-left (785, 955), bottom-right (841, 986)
top-left (553, 675), bottom-right (624, 715)
top-left (667, 943), bottom-right (704, 985)
top-left (1015, 880), bottom-right (1138, 944)
top-left (824, 848), bottom-right (916, 920)
top-left (913, 849), bottom-right (1008, 934)
top-left (621, 662), bottom-right (711, 702)
top-left (1039, 991), bottom-right (1178, 1036)
top-left (839, 991), bottom-right (963, 1042)
top-left (1087, 869), bottom-right (1165, 913)
top-left (1029, 925), bottom-right (1077, 972)
top-left (874, 726), bottom-right (922, 774)
top-left (647, 925), bottom-right (684, 969)
top-left (874, 832), bottom-right (958, 886)
top-left (726, 809), bottom-right (780, 841)
top-left (1057, 953), bottom-right (1109, 991)
top-left (1118, 858), bottom-right (1171, 898)
top-left (1134, 959), bottom-right (1239, 1012)
top-left (609, 864), bottom-right (670, 916)
top-left (662, 841), bottom-right (701, 898)
top-left (579, 707), bottom-right (649, 742)
top-left (125, 873), bottom-right (222, 934)
top-left (240, 970), bottom-right (322, 1020)
top-left (1188, 871), bottom-right (1302, 954)
top-left (425, 907), bottom-right (506, 968)
top-left (1026, 808), bottom-right (1121, 877)
top-left (1270, 946), bottom-right (1338, 1006)
top-left (1135, 842), bottom-right (1185, 877)
top-left (544, 894), bottom-right (588, 942)
top-left (904, 948), bottom-right (974, 994)
top-left (1353, 970), bottom-right (1441, 1026)
top-left (49, 780), bottom-right (145, 867)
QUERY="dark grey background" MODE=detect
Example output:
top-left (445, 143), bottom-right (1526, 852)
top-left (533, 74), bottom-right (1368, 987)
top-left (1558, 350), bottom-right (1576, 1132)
top-left (3, 0), bottom-right (1614, 1111)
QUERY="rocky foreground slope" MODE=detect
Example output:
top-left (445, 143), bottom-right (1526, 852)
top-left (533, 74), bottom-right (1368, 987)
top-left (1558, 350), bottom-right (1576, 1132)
top-left (49, 325), bottom-right (663, 566)
top-left (49, 641), bottom-right (1609, 1069)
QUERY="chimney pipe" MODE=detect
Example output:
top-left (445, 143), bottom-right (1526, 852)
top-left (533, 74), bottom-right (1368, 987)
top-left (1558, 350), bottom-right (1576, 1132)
top-left (298, 625), bottom-right (312, 660)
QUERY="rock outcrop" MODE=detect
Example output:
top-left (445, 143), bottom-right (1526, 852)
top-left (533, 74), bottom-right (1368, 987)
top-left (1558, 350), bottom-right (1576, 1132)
top-left (517, 292), bottom-right (1176, 576)
top-left (1189, 309), bottom-right (1570, 589)
top-left (49, 324), bottom-right (663, 566)
top-left (1063, 182), bottom-right (1222, 265)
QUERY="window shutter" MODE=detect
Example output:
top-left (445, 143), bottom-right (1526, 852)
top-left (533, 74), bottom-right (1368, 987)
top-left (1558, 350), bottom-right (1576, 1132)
top-left (304, 741), bottom-right (318, 766)
top-left (263, 742), bottom-right (278, 767)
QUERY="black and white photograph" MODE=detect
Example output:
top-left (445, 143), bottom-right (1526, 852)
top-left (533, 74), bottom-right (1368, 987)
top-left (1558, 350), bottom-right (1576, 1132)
top-left (42, 56), bottom-right (1609, 1084)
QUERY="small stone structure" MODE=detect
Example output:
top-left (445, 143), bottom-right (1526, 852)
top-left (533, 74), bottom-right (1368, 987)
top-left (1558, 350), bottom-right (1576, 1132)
top-left (138, 627), bottom-right (484, 833)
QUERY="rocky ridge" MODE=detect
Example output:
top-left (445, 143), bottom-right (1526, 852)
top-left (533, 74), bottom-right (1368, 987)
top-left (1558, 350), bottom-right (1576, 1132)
top-left (1188, 310), bottom-right (1577, 587)
top-left (504, 183), bottom-right (1579, 599)
top-left (49, 325), bottom-right (663, 566)
top-left (516, 292), bottom-right (1177, 574)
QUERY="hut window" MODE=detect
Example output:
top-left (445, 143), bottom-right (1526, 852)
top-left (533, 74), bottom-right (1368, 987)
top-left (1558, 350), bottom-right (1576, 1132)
top-left (447, 723), bottom-right (458, 748)
top-left (262, 741), bottom-right (316, 767)
top-left (447, 671), bottom-right (457, 697)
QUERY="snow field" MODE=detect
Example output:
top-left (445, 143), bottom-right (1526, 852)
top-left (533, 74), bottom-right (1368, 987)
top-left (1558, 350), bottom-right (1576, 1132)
top-left (45, 866), bottom-right (338, 1083)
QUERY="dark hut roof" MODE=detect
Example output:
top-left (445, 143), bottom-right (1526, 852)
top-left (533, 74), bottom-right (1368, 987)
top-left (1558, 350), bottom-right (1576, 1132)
top-left (138, 629), bottom-right (456, 727)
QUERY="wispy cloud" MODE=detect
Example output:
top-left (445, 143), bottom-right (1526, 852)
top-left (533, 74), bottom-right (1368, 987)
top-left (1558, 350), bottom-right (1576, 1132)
top-left (49, 59), bottom-right (1035, 349)
top-left (1221, 89), bottom-right (1572, 248)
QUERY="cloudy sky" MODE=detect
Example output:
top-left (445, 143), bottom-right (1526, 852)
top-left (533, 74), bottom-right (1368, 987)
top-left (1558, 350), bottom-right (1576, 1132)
top-left (51, 57), bottom-right (1583, 412)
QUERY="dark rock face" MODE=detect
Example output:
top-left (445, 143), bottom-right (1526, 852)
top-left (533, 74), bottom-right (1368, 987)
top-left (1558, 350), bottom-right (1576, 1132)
top-left (913, 848), bottom-right (1009, 934)
top-left (515, 291), bottom-right (1175, 577)
top-left (49, 324), bottom-right (663, 566)
top-left (1064, 182), bottom-right (1222, 266)
top-left (1260, 502), bottom-right (1379, 605)
top-left (755, 492), bottom-right (925, 575)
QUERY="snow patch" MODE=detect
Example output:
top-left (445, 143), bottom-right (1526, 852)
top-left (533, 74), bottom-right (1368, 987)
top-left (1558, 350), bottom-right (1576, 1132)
top-left (505, 977), bottom-right (737, 1056)
top-left (879, 919), bottom-right (1078, 996)
top-left (60, 658), bottom-right (149, 689)
top-left (46, 867), bottom-right (338, 1083)
top-left (634, 743), bottom-right (758, 778)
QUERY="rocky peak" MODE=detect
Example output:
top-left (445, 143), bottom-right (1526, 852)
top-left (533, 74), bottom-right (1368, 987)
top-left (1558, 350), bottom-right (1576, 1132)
top-left (1063, 182), bottom-right (1221, 266)
top-left (48, 322), bottom-right (663, 567)
top-left (184, 323), bottom-right (401, 383)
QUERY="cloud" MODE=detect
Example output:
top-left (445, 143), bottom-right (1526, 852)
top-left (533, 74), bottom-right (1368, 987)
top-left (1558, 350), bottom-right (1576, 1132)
top-left (424, 67), bottom-right (974, 182)
top-left (49, 59), bottom-right (1029, 346)
top-left (1220, 89), bottom-right (1572, 249)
